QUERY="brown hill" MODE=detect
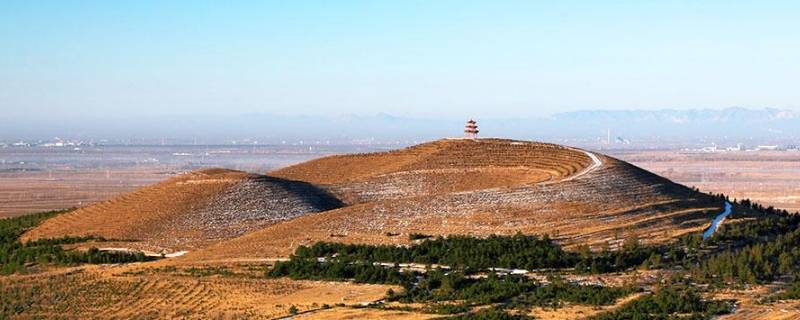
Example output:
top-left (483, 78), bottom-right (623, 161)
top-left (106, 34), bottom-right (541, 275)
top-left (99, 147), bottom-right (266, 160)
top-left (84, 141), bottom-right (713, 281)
top-left (179, 139), bottom-right (722, 263)
top-left (21, 168), bottom-right (342, 251)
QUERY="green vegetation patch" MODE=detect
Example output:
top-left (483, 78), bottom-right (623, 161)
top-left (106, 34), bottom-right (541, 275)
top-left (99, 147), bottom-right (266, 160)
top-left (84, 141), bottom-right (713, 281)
top-left (293, 233), bottom-right (676, 274)
top-left (0, 209), bottom-right (155, 274)
top-left (692, 211), bottom-right (800, 286)
top-left (268, 255), bottom-right (637, 316)
top-left (389, 271), bottom-right (636, 309)
top-left (268, 258), bottom-right (416, 285)
top-left (266, 228), bottom-right (757, 319)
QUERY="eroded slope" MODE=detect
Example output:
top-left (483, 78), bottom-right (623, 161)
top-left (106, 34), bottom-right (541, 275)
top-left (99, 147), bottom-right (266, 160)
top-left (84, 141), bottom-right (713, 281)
top-left (22, 168), bottom-right (342, 251)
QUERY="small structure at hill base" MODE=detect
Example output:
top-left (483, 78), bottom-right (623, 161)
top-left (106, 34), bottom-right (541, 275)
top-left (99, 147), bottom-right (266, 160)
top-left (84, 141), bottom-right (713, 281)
top-left (464, 119), bottom-right (479, 138)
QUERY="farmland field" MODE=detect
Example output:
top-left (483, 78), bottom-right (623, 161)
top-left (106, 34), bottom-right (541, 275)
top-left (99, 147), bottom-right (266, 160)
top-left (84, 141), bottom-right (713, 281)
top-left (613, 150), bottom-right (800, 213)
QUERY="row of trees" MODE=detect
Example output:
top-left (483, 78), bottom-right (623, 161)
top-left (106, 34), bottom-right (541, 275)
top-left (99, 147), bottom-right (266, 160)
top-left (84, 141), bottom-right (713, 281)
top-left (294, 233), bottom-right (673, 274)
top-left (0, 210), bottom-right (67, 244)
top-left (267, 258), bottom-right (416, 285)
top-left (0, 209), bottom-right (154, 274)
top-left (708, 210), bottom-right (800, 245)
top-left (296, 233), bottom-right (575, 270)
top-left (391, 271), bottom-right (538, 306)
top-left (733, 196), bottom-right (794, 217)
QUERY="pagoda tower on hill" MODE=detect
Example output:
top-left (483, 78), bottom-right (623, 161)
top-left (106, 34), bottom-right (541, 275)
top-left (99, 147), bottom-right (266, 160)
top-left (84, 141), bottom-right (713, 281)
top-left (464, 119), bottom-right (479, 138)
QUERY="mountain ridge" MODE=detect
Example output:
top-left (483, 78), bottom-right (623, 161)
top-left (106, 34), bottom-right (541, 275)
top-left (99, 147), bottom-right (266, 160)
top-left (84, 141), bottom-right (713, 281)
top-left (5, 107), bottom-right (797, 143)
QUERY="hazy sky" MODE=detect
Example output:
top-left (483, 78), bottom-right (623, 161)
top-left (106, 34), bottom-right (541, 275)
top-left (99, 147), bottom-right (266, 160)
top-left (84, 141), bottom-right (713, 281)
top-left (2, 1), bottom-right (799, 121)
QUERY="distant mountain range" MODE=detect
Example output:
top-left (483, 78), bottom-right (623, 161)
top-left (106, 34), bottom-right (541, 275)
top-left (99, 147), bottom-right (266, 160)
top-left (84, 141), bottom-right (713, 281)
top-left (541, 107), bottom-right (798, 142)
top-left (552, 107), bottom-right (796, 123)
top-left (4, 108), bottom-right (798, 145)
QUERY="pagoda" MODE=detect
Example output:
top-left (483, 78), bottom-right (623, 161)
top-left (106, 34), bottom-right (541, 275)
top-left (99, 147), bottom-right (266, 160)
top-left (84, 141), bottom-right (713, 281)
top-left (464, 119), bottom-right (479, 138)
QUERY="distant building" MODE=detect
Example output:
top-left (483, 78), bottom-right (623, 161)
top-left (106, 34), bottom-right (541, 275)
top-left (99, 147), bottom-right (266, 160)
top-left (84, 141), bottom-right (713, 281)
top-left (725, 144), bottom-right (742, 151)
top-left (464, 119), bottom-right (479, 138)
top-left (756, 145), bottom-right (779, 151)
top-left (701, 144), bottom-right (717, 153)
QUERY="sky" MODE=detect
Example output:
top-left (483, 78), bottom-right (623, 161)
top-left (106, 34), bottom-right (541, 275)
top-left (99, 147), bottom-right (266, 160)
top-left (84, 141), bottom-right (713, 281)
top-left (2, 0), bottom-right (800, 122)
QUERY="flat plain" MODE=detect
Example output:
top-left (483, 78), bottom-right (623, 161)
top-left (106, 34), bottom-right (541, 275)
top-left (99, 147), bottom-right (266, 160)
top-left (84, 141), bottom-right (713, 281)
top-left (612, 150), bottom-right (800, 213)
top-left (0, 144), bottom-right (377, 218)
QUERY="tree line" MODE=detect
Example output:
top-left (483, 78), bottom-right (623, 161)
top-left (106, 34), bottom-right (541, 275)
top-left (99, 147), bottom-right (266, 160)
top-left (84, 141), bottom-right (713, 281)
top-left (1, 209), bottom-right (155, 274)
top-left (293, 233), bottom-right (675, 274)
top-left (685, 195), bottom-right (800, 286)
top-left (267, 254), bottom-right (731, 319)
top-left (269, 256), bottom-right (635, 313)
top-left (691, 223), bottom-right (800, 285)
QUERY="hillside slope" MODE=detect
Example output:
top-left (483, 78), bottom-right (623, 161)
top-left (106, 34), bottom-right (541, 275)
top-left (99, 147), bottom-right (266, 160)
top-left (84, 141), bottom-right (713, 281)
top-left (181, 139), bottom-right (722, 262)
top-left (21, 168), bottom-right (342, 251)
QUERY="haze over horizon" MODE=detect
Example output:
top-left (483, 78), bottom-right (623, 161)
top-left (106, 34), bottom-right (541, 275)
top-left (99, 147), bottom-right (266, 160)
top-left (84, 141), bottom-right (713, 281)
top-left (3, 1), bottom-right (800, 124)
top-left (2, 107), bottom-right (798, 145)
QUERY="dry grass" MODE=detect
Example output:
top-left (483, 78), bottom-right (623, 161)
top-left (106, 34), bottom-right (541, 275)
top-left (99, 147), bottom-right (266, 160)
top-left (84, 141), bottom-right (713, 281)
top-left (0, 264), bottom-right (391, 319)
top-left (271, 138), bottom-right (590, 190)
top-left (710, 284), bottom-right (800, 320)
top-left (21, 168), bottom-right (341, 252)
top-left (718, 301), bottom-right (800, 320)
top-left (528, 292), bottom-right (646, 320)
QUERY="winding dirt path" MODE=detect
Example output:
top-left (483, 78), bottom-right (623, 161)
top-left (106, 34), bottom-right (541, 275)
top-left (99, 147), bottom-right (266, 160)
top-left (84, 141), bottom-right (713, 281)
top-left (546, 149), bottom-right (603, 184)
